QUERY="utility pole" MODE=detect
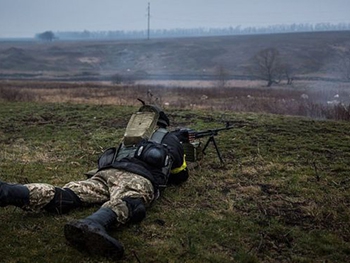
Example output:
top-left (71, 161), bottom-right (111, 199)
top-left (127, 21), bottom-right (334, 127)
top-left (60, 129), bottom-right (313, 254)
top-left (147, 2), bottom-right (150, 40)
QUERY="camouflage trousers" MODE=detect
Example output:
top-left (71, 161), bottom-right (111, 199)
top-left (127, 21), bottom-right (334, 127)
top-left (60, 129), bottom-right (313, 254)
top-left (23, 169), bottom-right (155, 224)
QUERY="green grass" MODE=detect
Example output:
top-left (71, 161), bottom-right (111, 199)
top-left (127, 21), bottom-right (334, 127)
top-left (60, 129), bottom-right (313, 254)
top-left (1, 102), bottom-right (350, 262)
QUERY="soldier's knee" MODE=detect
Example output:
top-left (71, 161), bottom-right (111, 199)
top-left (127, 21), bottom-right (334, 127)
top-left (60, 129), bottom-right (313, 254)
top-left (44, 187), bottom-right (82, 214)
top-left (122, 197), bottom-right (146, 223)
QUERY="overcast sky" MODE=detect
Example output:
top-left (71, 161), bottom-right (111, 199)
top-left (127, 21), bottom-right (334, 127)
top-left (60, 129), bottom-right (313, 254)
top-left (1, 0), bottom-right (349, 38)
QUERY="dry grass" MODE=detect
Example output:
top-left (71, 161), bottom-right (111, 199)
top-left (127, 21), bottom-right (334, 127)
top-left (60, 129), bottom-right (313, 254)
top-left (1, 80), bottom-right (350, 121)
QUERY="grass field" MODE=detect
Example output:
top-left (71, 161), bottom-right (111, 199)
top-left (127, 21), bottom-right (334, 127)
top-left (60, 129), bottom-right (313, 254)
top-left (1, 101), bottom-right (350, 262)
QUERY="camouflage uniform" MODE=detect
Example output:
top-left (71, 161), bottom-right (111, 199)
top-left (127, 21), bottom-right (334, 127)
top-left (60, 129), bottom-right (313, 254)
top-left (24, 169), bottom-right (154, 224)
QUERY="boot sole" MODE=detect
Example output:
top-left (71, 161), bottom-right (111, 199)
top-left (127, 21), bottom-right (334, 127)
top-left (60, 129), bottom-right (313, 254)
top-left (64, 220), bottom-right (124, 259)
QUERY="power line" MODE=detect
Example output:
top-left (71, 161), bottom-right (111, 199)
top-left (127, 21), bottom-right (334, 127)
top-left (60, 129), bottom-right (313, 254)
top-left (147, 2), bottom-right (150, 40)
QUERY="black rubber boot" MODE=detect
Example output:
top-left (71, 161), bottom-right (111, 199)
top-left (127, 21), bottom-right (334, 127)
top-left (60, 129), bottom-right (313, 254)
top-left (64, 207), bottom-right (124, 259)
top-left (0, 180), bottom-right (29, 208)
top-left (43, 187), bottom-right (82, 214)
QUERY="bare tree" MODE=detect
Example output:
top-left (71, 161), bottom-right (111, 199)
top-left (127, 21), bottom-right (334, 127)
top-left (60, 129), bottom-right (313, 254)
top-left (250, 48), bottom-right (282, 87)
top-left (337, 50), bottom-right (350, 81)
top-left (280, 63), bottom-right (295, 85)
top-left (215, 65), bottom-right (229, 88)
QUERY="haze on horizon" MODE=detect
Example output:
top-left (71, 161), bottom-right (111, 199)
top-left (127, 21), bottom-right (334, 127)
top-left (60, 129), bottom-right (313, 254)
top-left (0, 0), bottom-right (349, 38)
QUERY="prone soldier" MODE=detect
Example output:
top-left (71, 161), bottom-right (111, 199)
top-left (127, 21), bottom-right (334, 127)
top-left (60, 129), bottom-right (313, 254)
top-left (0, 104), bottom-right (189, 260)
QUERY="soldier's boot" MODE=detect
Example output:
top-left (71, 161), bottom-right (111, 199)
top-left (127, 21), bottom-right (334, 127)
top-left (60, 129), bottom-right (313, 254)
top-left (64, 207), bottom-right (124, 260)
top-left (0, 180), bottom-right (29, 208)
top-left (43, 187), bottom-right (82, 214)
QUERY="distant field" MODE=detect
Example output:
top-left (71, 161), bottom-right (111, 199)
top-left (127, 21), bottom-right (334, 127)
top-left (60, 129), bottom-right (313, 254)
top-left (1, 31), bottom-right (350, 81)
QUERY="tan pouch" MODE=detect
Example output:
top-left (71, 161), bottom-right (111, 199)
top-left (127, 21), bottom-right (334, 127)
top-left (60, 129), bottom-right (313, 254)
top-left (123, 111), bottom-right (159, 146)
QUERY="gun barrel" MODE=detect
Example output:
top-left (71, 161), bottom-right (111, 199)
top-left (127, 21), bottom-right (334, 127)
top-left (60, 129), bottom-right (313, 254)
top-left (193, 130), bottom-right (218, 138)
top-left (192, 125), bottom-right (234, 139)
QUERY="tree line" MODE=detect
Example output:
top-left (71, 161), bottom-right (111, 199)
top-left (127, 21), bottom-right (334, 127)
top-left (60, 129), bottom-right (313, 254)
top-left (37, 22), bottom-right (350, 41)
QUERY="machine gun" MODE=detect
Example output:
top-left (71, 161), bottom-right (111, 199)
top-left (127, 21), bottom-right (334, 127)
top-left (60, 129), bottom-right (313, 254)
top-left (174, 122), bottom-right (234, 164)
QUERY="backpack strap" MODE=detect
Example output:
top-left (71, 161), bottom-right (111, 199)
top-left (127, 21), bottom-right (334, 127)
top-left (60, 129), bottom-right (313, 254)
top-left (150, 128), bottom-right (168, 144)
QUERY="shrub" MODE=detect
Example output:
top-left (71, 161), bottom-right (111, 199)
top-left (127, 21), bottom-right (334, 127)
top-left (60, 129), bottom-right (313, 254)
top-left (0, 87), bottom-right (37, 102)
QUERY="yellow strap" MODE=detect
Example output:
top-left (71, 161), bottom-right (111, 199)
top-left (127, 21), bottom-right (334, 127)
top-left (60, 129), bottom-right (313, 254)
top-left (171, 155), bottom-right (187, 174)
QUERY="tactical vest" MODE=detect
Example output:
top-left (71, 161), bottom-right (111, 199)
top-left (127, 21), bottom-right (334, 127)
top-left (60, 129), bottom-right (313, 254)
top-left (97, 110), bottom-right (172, 181)
top-left (116, 127), bottom-right (169, 162)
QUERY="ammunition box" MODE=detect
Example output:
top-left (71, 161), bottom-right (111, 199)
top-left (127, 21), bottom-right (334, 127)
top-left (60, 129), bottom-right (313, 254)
top-left (183, 141), bottom-right (202, 162)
